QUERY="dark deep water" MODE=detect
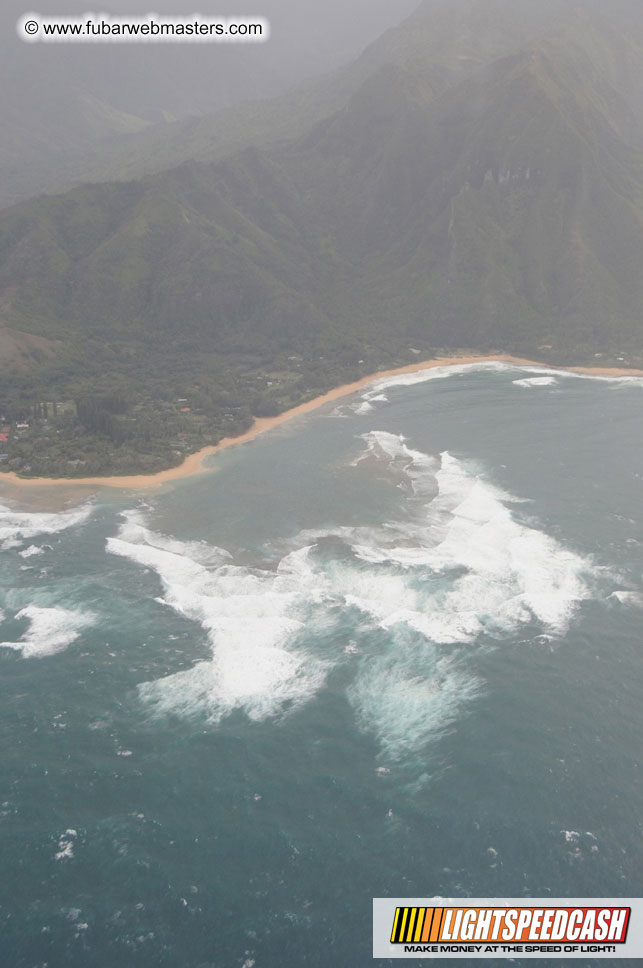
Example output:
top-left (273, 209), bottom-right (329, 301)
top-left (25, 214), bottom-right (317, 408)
top-left (1, 362), bottom-right (642, 967)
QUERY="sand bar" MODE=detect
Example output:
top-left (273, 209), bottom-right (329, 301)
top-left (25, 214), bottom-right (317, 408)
top-left (1, 353), bottom-right (642, 494)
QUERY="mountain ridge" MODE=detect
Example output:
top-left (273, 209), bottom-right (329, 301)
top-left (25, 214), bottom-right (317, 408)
top-left (1, 0), bottom-right (643, 476)
top-left (6, 0), bottom-right (627, 208)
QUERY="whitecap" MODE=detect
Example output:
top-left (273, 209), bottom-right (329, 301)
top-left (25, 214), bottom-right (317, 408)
top-left (352, 389), bottom-right (390, 414)
top-left (0, 606), bottom-right (95, 658)
top-left (354, 401), bottom-right (374, 415)
top-left (348, 646), bottom-right (481, 760)
top-left (512, 376), bottom-right (558, 388)
top-left (609, 590), bottom-right (643, 607)
top-left (0, 501), bottom-right (93, 551)
top-left (517, 365), bottom-right (643, 387)
top-left (55, 829), bottom-right (78, 861)
top-left (18, 545), bottom-right (44, 558)
top-left (109, 438), bottom-right (602, 759)
top-left (108, 512), bottom-right (329, 723)
top-left (139, 645), bottom-right (326, 724)
top-left (360, 360), bottom-right (643, 395)
top-left (364, 360), bottom-right (513, 394)
top-left (286, 433), bottom-right (598, 754)
top-left (110, 509), bottom-right (230, 566)
top-left (355, 430), bottom-right (438, 500)
top-left (342, 437), bottom-right (593, 639)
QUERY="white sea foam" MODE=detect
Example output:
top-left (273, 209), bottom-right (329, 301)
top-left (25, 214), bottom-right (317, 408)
top-left (348, 645), bottom-right (481, 760)
top-left (513, 376), bottom-right (558, 388)
top-left (55, 829), bottom-right (78, 861)
top-left (609, 590), bottom-right (643, 607)
top-left (355, 361), bottom-right (643, 403)
top-left (351, 390), bottom-right (390, 415)
top-left (365, 360), bottom-right (512, 395)
top-left (0, 606), bottom-right (95, 658)
top-left (108, 511), bottom-right (328, 723)
top-left (344, 436), bottom-right (593, 638)
top-left (108, 509), bottom-right (231, 566)
top-left (354, 401), bottom-right (374, 415)
top-left (0, 501), bottom-right (93, 551)
top-left (355, 430), bottom-right (439, 500)
top-left (109, 437), bottom-right (601, 759)
top-left (18, 545), bottom-right (44, 558)
top-left (516, 365), bottom-right (643, 386)
top-left (274, 431), bottom-right (599, 754)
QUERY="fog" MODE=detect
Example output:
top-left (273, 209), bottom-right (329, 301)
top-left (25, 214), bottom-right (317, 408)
top-left (1, 0), bottom-right (419, 170)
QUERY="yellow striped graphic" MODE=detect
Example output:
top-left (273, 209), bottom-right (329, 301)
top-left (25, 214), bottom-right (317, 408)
top-left (391, 907), bottom-right (445, 944)
top-left (390, 907), bottom-right (401, 944)
top-left (390, 907), bottom-right (446, 944)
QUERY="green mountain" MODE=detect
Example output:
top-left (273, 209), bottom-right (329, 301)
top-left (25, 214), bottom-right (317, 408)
top-left (2, 0), bottom-right (643, 477)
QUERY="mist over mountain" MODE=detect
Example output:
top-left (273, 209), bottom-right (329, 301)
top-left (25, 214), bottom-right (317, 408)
top-left (0, 0), bottom-right (604, 204)
top-left (0, 0), bottom-right (418, 207)
top-left (2, 0), bottom-right (643, 474)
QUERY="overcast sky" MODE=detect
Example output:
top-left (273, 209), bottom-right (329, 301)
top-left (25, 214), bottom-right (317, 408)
top-left (3, 0), bottom-right (421, 121)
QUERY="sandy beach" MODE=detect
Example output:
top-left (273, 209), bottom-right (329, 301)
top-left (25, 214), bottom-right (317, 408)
top-left (1, 352), bottom-right (642, 495)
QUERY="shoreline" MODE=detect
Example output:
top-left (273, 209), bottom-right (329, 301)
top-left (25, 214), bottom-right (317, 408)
top-left (1, 353), bottom-right (642, 494)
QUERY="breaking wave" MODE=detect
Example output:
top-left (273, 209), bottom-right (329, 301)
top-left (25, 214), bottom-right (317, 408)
top-left (609, 590), bottom-right (643, 608)
top-left (349, 361), bottom-right (643, 418)
top-left (513, 376), bottom-right (558, 388)
top-left (107, 510), bottom-right (328, 724)
top-left (0, 501), bottom-right (93, 551)
top-left (18, 545), bottom-right (45, 558)
top-left (0, 605), bottom-right (95, 658)
top-left (107, 435), bottom-right (603, 759)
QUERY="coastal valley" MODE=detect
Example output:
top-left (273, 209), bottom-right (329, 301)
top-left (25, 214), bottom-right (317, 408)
top-left (3, 0), bottom-right (643, 476)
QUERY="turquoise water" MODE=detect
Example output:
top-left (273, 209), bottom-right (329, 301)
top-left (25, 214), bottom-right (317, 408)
top-left (1, 362), bottom-right (642, 967)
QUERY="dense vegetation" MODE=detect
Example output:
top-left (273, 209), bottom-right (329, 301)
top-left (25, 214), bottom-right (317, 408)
top-left (0, 333), bottom-right (429, 476)
top-left (2, 0), bottom-right (643, 477)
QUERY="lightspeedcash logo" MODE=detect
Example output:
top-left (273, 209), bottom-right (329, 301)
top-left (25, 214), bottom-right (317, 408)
top-left (373, 898), bottom-right (642, 959)
top-left (390, 906), bottom-right (629, 946)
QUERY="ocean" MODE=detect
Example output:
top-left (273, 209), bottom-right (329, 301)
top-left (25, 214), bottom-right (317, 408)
top-left (1, 361), bottom-right (642, 967)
